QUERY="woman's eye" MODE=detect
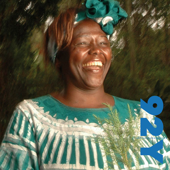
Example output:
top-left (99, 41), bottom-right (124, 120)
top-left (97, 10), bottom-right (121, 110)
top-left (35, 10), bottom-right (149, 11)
top-left (77, 42), bottom-right (89, 46)
top-left (100, 42), bottom-right (109, 45)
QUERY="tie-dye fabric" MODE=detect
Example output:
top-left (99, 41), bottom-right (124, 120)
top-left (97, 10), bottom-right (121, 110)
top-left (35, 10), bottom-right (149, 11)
top-left (0, 95), bottom-right (170, 170)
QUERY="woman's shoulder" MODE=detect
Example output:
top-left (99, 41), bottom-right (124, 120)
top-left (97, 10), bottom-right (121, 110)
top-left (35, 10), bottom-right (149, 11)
top-left (17, 95), bottom-right (50, 107)
top-left (15, 95), bottom-right (51, 114)
top-left (113, 96), bottom-right (140, 109)
top-left (112, 96), bottom-right (141, 122)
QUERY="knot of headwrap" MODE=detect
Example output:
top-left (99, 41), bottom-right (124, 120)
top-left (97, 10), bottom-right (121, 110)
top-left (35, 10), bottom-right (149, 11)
top-left (48, 0), bottom-right (127, 63)
top-left (75, 0), bottom-right (128, 35)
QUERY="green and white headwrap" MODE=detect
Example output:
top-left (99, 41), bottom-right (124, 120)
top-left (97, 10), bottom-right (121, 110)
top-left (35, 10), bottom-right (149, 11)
top-left (48, 0), bottom-right (128, 63)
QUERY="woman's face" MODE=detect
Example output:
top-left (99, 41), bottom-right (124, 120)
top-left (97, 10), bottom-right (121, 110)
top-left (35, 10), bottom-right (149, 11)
top-left (61, 19), bottom-right (112, 90)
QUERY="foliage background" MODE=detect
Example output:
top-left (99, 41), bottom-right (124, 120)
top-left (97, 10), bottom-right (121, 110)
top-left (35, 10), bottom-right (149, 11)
top-left (0, 0), bottom-right (170, 142)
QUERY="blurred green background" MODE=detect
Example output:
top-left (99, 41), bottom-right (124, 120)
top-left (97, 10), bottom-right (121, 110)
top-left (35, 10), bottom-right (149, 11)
top-left (0, 0), bottom-right (170, 143)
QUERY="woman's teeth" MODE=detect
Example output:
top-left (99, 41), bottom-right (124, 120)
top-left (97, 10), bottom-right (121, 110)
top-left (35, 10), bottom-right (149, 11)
top-left (83, 61), bottom-right (103, 67)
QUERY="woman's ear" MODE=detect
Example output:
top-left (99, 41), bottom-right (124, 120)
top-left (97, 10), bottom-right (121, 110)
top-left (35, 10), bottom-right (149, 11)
top-left (55, 58), bottom-right (61, 71)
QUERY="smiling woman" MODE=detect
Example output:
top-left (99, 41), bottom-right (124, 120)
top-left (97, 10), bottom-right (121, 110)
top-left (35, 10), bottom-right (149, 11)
top-left (51, 18), bottom-right (114, 108)
top-left (0, 0), bottom-right (170, 170)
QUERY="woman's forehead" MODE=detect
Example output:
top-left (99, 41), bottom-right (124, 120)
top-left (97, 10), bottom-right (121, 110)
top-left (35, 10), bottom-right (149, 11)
top-left (73, 19), bottom-right (107, 38)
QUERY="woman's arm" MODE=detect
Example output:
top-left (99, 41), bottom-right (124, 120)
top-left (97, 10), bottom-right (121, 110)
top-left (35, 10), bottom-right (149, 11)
top-left (0, 106), bottom-right (40, 170)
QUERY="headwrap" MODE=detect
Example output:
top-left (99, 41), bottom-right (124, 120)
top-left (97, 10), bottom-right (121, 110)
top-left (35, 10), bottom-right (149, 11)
top-left (48, 0), bottom-right (128, 63)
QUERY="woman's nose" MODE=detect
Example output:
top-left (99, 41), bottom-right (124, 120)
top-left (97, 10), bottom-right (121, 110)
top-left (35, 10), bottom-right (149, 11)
top-left (89, 43), bottom-right (102, 55)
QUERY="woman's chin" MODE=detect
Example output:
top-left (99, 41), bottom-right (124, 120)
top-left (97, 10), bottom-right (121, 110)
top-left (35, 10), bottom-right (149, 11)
top-left (83, 78), bottom-right (104, 89)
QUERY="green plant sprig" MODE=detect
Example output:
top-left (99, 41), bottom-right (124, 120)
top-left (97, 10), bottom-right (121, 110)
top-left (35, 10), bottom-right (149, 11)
top-left (93, 103), bottom-right (142, 170)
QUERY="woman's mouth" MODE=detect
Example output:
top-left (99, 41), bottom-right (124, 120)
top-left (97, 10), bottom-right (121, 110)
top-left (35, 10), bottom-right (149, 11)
top-left (82, 61), bottom-right (103, 73)
top-left (82, 61), bottom-right (103, 68)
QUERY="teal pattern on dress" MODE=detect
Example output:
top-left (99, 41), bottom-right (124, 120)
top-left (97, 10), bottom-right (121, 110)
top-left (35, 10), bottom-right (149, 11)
top-left (0, 95), bottom-right (170, 169)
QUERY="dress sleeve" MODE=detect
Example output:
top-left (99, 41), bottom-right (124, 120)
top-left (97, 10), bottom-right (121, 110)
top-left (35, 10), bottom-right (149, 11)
top-left (0, 105), bottom-right (40, 170)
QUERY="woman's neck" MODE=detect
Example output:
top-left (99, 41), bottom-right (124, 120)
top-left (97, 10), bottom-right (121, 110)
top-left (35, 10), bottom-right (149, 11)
top-left (51, 85), bottom-right (114, 108)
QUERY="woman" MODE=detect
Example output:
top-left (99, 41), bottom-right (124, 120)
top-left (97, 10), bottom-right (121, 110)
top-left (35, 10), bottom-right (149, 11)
top-left (0, 0), bottom-right (170, 169)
